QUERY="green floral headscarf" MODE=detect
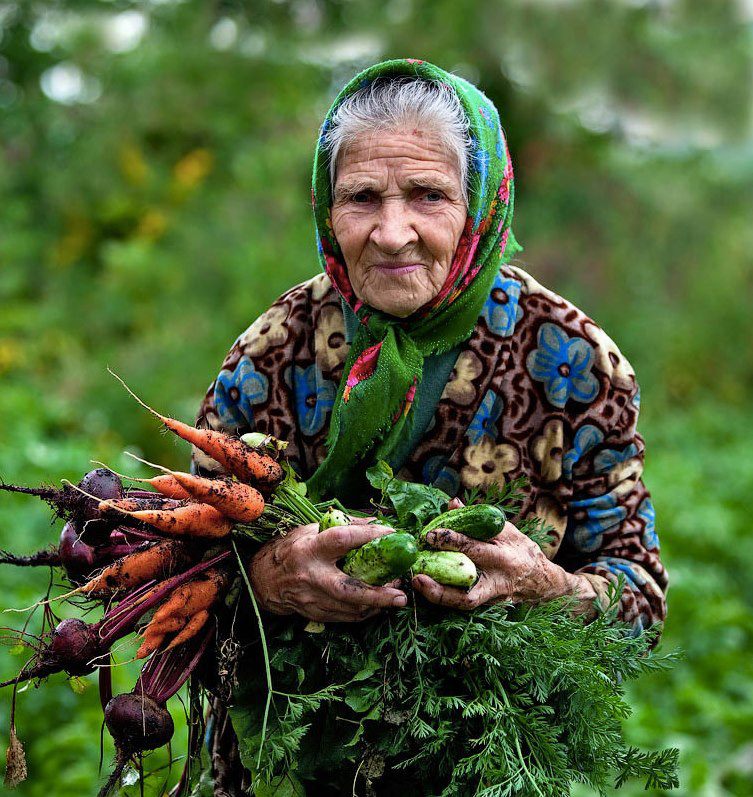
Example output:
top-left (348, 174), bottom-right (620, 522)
top-left (307, 58), bottom-right (520, 501)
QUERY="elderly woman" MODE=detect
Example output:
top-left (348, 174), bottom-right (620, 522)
top-left (194, 58), bottom-right (667, 793)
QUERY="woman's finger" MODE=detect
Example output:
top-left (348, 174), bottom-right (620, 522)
top-left (299, 600), bottom-right (383, 624)
top-left (325, 573), bottom-right (407, 609)
top-left (315, 524), bottom-right (395, 560)
top-left (412, 574), bottom-right (490, 611)
top-left (422, 528), bottom-right (500, 568)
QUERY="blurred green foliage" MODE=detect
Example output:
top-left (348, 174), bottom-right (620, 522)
top-left (0, 0), bottom-right (751, 794)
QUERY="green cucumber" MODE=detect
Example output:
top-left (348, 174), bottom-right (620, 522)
top-left (418, 505), bottom-right (506, 545)
top-left (342, 532), bottom-right (418, 586)
top-left (318, 507), bottom-right (350, 532)
top-left (412, 551), bottom-right (478, 589)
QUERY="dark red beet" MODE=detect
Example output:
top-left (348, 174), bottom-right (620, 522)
top-left (49, 618), bottom-right (101, 676)
top-left (77, 468), bottom-right (124, 541)
top-left (58, 523), bottom-right (97, 582)
top-left (104, 693), bottom-right (174, 752)
top-left (79, 468), bottom-right (122, 508)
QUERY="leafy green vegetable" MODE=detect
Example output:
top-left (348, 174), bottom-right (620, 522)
top-left (230, 589), bottom-right (678, 796)
top-left (228, 473), bottom-right (679, 796)
top-left (366, 461), bottom-right (449, 530)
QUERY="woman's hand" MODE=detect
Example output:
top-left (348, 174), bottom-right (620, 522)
top-left (412, 522), bottom-right (598, 615)
top-left (249, 520), bottom-right (408, 623)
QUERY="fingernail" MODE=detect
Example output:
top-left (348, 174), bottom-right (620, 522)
top-left (393, 595), bottom-right (407, 607)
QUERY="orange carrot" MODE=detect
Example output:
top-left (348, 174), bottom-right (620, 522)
top-left (136, 569), bottom-right (226, 659)
top-left (146, 475), bottom-right (192, 500)
top-left (108, 370), bottom-right (283, 486)
top-left (99, 496), bottom-right (179, 515)
top-left (130, 504), bottom-right (233, 538)
top-left (89, 462), bottom-right (193, 501)
top-left (167, 472), bottom-right (264, 523)
top-left (166, 609), bottom-right (209, 651)
top-left (167, 422), bottom-right (283, 486)
top-left (81, 540), bottom-right (190, 596)
top-left (100, 500), bottom-right (233, 538)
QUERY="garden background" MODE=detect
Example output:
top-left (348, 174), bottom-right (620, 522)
top-left (1, 0), bottom-right (752, 794)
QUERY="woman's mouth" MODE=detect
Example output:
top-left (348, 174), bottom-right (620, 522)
top-left (372, 262), bottom-right (423, 275)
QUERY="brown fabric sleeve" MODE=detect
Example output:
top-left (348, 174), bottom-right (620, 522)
top-left (554, 383), bottom-right (668, 631)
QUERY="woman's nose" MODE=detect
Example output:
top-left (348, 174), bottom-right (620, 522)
top-left (368, 200), bottom-right (418, 254)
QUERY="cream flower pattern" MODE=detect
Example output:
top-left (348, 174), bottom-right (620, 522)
top-left (314, 304), bottom-right (348, 372)
top-left (533, 495), bottom-right (568, 559)
top-left (461, 438), bottom-right (519, 489)
top-left (442, 350), bottom-right (483, 406)
top-left (583, 320), bottom-right (635, 390)
top-left (238, 305), bottom-right (288, 357)
top-left (531, 419), bottom-right (564, 482)
top-left (310, 272), bottom-right (333, 301)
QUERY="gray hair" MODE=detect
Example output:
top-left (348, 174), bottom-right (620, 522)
top-left (321, 77), bottom-right (472, 207)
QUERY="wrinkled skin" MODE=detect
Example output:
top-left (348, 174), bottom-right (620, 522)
top-left (412, 523), bottom-right (599, 617)
top-left (249, 520), bottom-right (407, 622)
top-left (249, 133), bottom-right (598, 620)
top-left (330, 129), bottom-right (467, 318)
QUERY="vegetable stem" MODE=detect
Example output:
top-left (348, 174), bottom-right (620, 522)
top-left (231, 539), bottom-right (273, 773)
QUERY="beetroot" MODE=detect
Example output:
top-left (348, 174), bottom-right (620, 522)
top-left (0, 618), bottom-right (103, 687)
top-left (58, 522), bottom-right (97, 581)
top-left (0, 468), bottom-right (123, 541)
top-left (104, 693), bottom-right (174, 752)
top-left (49, 618), bottom-right (101, 676)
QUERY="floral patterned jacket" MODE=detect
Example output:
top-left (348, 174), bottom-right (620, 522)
top-left (195, 265), bottom-right (667, 629)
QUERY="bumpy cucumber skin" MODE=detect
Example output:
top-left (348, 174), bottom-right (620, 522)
top-left (419, 505), bottom-right (506, 545)
top-left (413, 551), bottom-right (478, 588)
top-left (343, 532), bottom-right (418, 586)
top-left (319, 507), bottom-right (350, 532)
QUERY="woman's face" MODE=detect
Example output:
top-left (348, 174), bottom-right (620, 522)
top-left (330, 130), bottom-right (467, 318)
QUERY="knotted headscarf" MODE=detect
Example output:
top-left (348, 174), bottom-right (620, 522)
top-left (306, 58), bottom-right (520, 500)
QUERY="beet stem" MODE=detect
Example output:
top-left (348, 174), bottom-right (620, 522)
top-left (0, 548), bottom-right (62, 567)
top-left (97, 751), bottom-right (129, 797)
top-left (0, 482), bottom-right (58, 500)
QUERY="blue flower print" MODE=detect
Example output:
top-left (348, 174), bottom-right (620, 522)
top-left (593, 444), bottom-right (639, 476)
top-left (467, 389), bottom-right (504, 445)
top-left (637, 497), bottom-right (659, 550)
top-left (422, 455), bottom-right (460, 497)
top-left (482, 274), bottom-right (524, 337)
top-left (591, 557), bottom-right (648, 589)
top-left (290, 363), bottom-right (336, 437)
top-left (526, 323), bottom-right (600, 408)
top-left (566, 492), bottom-right (627, 552)
top-left (632, 386), bottom-right (641, 410)
top-left (562, 424), bottom-right (604, 480)
top-left (213, 356), bottom-right (269, 430)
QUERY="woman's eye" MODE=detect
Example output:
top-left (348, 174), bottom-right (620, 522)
top-left (351, 191), bottom-right (372, 203)
top-left (423, 190), bottom-right (444, 202)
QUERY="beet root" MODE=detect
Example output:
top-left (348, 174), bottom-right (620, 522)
top-left (104, 693), bottom-right (174, 752)
top-left (0, 617), bottom-right (102, 688)
top-left (49, 618), bottom-right (102, 676)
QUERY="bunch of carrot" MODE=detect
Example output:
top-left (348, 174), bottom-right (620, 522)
top-left (0, 376), bottom-right (289, 796)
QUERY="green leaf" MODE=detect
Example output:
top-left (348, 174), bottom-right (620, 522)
top-left (365, 460), bottom-right (393, 491)
top-left (68, 676), bottom-right (87, 695)
top-left (350, 658), bottom-right (381, 682)
top-left (254, 773), bottom-right (306, 797)
top-left (343, 686), bottom-right (376, 714)
top-left (367, 460), bottom-right (449, 530)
